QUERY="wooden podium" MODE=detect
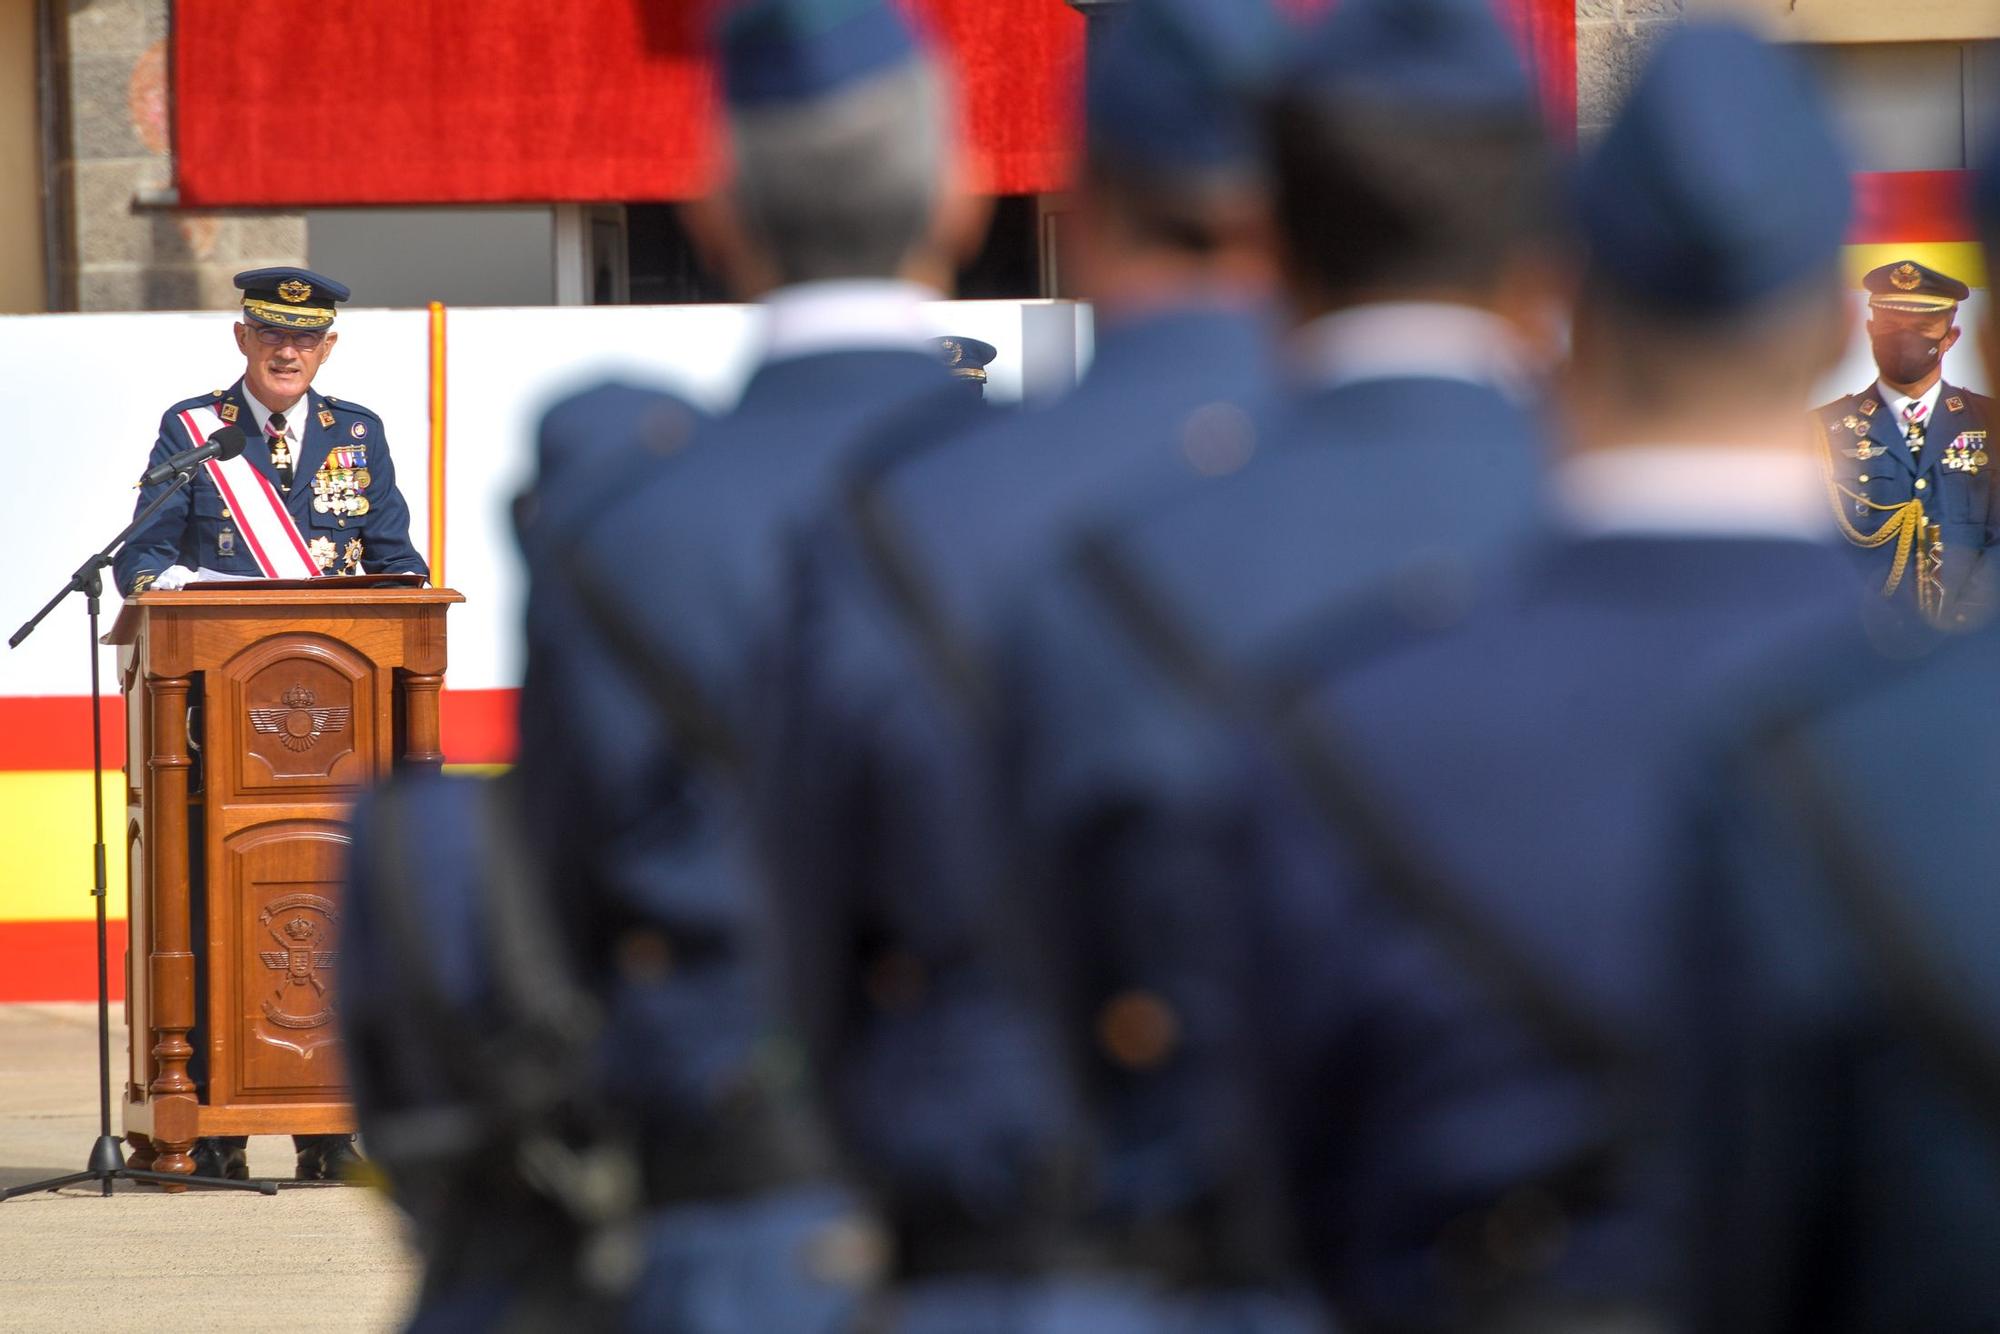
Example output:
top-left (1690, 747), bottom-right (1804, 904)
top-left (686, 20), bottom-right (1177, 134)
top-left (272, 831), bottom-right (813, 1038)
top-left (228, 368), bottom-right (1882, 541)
top-left (106, 582), bottom-right (463, 1182)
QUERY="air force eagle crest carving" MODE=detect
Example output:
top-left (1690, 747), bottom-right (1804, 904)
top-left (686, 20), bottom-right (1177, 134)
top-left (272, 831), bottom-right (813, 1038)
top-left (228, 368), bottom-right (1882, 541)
top-left (257, 894), bottom-right (340, 1031)
top-left (249, 683), bottom-right (351, 752)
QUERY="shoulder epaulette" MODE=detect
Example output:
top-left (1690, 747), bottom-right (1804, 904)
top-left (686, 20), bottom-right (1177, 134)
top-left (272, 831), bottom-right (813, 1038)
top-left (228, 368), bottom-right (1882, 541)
top-left (323, 394), bottom-right (382, 422)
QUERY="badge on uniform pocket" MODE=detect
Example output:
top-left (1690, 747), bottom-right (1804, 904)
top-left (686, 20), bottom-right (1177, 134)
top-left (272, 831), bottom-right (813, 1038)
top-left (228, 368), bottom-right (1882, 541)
top-left (217, 528), bottom-right (235, 557)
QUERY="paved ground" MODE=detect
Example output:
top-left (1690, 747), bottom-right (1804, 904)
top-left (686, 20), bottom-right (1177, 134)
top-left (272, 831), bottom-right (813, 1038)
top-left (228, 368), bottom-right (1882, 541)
top-left (0, 1004), bottom-right (419, 1332)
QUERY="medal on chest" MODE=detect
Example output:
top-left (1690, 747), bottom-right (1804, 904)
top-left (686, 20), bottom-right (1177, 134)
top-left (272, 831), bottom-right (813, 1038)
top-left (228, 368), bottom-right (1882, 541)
top-left (1942, 430), bottom-right (1990, 474)
top-left (310, 446), bottom-right (373, 516)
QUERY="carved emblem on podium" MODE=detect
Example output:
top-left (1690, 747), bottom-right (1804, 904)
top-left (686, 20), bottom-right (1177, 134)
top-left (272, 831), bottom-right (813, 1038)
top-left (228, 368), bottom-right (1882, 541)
top-left (250, 683), bottom-right (351, 753)
top-left (257, 893), bottom-right (339, 1031)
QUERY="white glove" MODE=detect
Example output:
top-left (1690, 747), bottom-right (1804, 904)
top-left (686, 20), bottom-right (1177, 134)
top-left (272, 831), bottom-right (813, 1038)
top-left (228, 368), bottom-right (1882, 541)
top-left (150, 565), bottom-right (196, 591)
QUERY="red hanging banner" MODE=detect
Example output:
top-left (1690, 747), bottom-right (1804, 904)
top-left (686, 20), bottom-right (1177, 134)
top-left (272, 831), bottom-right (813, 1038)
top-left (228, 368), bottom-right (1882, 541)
top-left (172, 0), bottom-right (1573, 207)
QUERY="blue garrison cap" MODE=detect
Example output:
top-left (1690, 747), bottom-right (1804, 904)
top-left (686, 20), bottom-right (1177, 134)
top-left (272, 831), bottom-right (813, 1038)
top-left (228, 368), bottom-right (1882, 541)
top-left (1086, 0), bottom-right (1285, 174)
top-left (233, 267), bottom-right (350, 329)
top-left (718, 0), bottom-right (919, 109)
top-left (1578, 22), bottom-right (1851, 316)
top-left (1289, 0), bottom-right (1532, 114)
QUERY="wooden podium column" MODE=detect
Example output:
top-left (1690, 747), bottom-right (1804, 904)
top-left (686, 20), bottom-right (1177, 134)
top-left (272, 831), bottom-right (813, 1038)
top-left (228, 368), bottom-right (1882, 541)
top-left (143, 673), bottom-right (199, 1178)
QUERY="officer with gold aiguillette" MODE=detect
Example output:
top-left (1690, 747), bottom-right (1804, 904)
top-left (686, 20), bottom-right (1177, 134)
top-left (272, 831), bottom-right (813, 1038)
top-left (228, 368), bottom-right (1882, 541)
top-left (1814, 259), bottom-right (1996, 622)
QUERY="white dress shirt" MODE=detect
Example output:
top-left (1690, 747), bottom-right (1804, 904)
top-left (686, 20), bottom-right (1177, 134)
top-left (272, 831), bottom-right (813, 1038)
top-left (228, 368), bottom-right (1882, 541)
top-left (1875, 378), bottom-right (1944, 440)
top-left (242, 387), bottom-right (305, 455)
top-left (1291, 301), bottom-right (1531, 399)
top-left (1555, 446), bottom-right (1831, 541)
top-left (761, 279), bottom-right (940, 363)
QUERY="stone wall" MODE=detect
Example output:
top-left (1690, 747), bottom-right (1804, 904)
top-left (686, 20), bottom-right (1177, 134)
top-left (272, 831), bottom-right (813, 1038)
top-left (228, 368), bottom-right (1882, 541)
top-left (1577, 0), bottom-right (1684, 139)
top-left (55, 0), bottom-right (304, 312)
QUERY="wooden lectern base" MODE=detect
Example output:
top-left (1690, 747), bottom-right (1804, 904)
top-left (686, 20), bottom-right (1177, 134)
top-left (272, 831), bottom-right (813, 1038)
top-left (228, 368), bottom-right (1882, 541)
top-left (108, 584), bottom-right (461, 1186)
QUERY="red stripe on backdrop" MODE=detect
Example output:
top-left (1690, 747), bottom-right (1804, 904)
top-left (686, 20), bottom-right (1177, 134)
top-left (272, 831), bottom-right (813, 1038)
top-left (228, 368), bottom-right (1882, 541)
top-left (0, 689), bottom-right (521, 771)
top-left (1851, 171), bottom-right (1973, 245)
top-left (0, 697), bottom-right (126, 770)
top-left (0, 919), bottom-right (128, 1002)
top-left (439, 688), bottom-right (519, 766)
top-left (173, 0), bottom-right (1085, 206)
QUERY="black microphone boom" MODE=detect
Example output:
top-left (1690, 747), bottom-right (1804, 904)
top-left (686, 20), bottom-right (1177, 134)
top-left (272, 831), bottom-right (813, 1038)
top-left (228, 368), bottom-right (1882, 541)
top-left (139, 424), bottom-right (246, 487)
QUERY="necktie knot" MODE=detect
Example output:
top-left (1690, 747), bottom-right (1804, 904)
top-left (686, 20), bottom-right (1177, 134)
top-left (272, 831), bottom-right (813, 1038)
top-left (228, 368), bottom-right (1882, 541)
top-left (1902, 400), bottom-right (1929, 455)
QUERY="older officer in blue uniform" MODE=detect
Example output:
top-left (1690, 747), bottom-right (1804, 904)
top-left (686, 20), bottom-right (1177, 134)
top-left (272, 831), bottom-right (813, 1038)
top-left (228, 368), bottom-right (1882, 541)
top-left (1001, 14), bottom-right (1872, 1333)
top-left (761, 2), bottom-right (1312, 1328)
top-left (113, 266), bottom-right (423, 1183)
top-left (482, 0), bottom-right (989, 1327)
top-left (1814, 260), bottom-right (1995, 623)
top-left (1678, 132), bottom-right (2000, 1334)
top-left (114, 267), bottom-right (427, 599)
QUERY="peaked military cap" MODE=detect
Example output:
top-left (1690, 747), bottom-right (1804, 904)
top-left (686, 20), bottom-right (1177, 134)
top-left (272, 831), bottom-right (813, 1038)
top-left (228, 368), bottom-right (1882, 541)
top-left (1290, 0), bottom-right (1533, 114)
top-left (1863, 259), bottom-right (1971, 314)
top-left (930, 335), bottom-right (996, 384)
top-left (1577, 22), bottom-right (1851, 316)
top-left (1086, 0), bottom-right (1285, 174)
top-left (234, 266), bottom-right (350, 330)
top-left (717, 0), bottom-right (919, 109)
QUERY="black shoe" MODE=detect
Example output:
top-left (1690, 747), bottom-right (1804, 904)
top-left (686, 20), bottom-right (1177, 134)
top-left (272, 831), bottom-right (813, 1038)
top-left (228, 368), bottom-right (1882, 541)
top-left (191, 1137), bottom-right (248, 1181)
top-left (295, 1134), bottom-right (363, 1182)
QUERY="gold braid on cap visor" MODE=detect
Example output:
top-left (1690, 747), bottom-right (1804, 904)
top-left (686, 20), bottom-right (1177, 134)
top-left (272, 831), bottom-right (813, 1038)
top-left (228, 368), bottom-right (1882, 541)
top-left (1867, 294), bottom-right (1960, 314)
top-left (243, 298), bottom-right (336, 328)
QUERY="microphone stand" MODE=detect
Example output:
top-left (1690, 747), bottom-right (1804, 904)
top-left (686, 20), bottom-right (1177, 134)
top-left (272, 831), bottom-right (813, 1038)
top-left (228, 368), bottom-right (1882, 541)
top-left (4, 466), bottom-right (275, 1199)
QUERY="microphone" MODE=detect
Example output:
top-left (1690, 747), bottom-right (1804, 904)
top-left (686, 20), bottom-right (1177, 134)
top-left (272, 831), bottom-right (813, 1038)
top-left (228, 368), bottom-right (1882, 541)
top-left (139, 425), bottom-right (246, 487)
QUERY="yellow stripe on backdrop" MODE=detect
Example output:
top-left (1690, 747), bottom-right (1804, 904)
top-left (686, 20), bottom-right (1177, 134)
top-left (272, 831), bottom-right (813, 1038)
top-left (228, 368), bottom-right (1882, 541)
top-left (0, 765), bottom-right (510, 924)
top-left (0, 771), bottom-right (125, 922)
top-left (1844, 242), bottom-right (1987, 290)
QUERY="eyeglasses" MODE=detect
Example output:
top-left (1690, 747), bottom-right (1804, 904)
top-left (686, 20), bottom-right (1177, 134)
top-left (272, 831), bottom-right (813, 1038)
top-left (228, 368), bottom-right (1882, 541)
top-left (250, 327), bottom-right (329, 350)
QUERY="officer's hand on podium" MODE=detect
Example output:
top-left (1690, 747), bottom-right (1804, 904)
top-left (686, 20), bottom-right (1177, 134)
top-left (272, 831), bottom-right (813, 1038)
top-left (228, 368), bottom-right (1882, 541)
top-left (151, 565), bottom-right (196, 591)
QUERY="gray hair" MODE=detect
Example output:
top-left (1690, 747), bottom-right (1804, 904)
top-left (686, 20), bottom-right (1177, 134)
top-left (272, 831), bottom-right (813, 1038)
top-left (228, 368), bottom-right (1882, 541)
top-left (727, 59), bottom-right (947, 285)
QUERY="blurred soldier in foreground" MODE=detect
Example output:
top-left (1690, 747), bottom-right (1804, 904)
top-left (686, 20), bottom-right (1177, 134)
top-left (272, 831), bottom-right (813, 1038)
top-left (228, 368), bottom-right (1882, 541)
top-left (340, 381), bottom-right (709, 1331)
top-left (1680, 131), bottom-right (2000, 1334)
top-left (761, 0), bottom-right (1311, 1327)
top-left (1814, 258), bottom-right (1995, 623)
top-left (522, 0), bottom-right (990, 1323)
top-left (345, 0), bottom-right (990, 1324)
top-left (1209, 23), bottom-right (1875, 1328)
top-left (996, 0), bottom-right (1569, 1326)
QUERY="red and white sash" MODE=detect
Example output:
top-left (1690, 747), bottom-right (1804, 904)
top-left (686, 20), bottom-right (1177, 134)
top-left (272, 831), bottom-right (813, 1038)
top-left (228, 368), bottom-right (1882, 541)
top-left (179, 405), bottom-right (320, 579)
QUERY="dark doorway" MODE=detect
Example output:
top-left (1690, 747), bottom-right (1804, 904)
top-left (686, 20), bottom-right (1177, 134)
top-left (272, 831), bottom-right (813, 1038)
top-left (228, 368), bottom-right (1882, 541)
top-left (622, 194), bottom-right (1048, 304)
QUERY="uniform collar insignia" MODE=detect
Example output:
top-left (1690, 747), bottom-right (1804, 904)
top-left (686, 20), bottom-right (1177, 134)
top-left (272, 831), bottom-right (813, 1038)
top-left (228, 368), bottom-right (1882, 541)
top-left (1947, 395), bottom-right (1965, 413)
top-left (1860, 396), bottom-right (1879, 416)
